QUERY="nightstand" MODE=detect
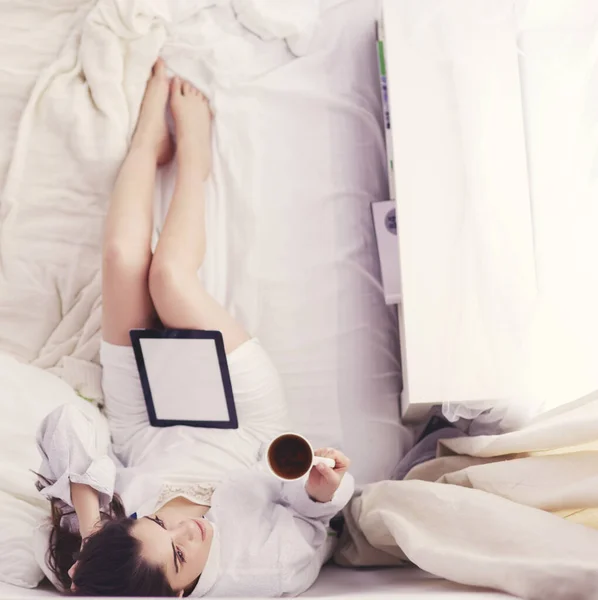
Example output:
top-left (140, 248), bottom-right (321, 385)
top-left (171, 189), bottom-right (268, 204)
top-left (381, 0), bottom-right (535, 423)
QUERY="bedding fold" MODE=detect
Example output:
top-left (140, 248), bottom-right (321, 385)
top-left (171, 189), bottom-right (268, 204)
top-left (335, 393), bottom-right (598, 600)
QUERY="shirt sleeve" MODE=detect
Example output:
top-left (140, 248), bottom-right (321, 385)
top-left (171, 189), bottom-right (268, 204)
top-left (36, 403), bottom-right (116, 510)
top-left (278, 473), bottom-right (355, 596)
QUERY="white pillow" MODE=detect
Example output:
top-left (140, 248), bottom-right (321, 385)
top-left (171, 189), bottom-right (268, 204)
top-left (0, 352), bottom-right (102, 588)
top-left (0, 490), bottom-right (46, 588)
top-left (32, 523), bottom-right (64, 592)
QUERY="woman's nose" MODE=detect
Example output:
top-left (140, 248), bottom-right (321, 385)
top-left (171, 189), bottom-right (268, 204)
top-left (174, 520), bottom-right (198, 542)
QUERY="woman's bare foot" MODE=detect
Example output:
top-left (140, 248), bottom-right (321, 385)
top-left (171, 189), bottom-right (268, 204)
top-left (170, 77), bottom-right (213, 181)
top-left (131, 58), bottom-right (173, 166)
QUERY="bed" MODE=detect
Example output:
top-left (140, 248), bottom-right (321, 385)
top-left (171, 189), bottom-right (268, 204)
top-left (0, 567), bottom-right (511, 599)
top-left (0, 0), bottom-right (412, 484)
top-left (0, 0), bottom-right (418, 595)
top-left (1, 0), bottom-right (596, 598)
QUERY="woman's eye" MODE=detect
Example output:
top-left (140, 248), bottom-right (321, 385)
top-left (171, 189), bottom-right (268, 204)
top-left (154, 516), bottom-right (165, 528)
top-left (177, 548), bottom-right (186, 564)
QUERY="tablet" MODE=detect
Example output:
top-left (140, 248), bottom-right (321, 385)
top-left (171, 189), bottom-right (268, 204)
top-left (130, 329), bottom-right (238, 429)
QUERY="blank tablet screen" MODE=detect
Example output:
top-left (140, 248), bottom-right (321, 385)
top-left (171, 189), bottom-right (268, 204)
top-left (131, 329), bottom-right (237, 428)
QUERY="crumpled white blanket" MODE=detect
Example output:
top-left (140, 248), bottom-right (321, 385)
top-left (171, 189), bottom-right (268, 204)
top-left (0, 0), bottom-right (321, 405)
top-left (335, 391), bottom-right (598, 600)
top-left (232, 0), bottom-right (320, 55)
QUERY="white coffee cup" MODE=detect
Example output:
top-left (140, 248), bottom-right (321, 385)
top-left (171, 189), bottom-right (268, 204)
top-left (266, 432), bottom-right (335, 481)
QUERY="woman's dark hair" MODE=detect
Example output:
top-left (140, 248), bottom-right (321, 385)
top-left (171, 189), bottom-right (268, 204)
top-left (70, 519), bottom-right (177, 596)
top-left (36, 475), bottom-right (176, 596)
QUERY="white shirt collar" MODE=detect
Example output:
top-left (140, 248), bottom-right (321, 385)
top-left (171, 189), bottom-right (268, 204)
top-left (190, 518), bottom-right (220, 597)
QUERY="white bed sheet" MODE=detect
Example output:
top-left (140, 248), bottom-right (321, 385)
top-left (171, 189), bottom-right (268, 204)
top-left (0, 566), bottom-right (514, 599)
top-left (0, 0), bottom-right (413, 592)
top-left (156, 0), bottom-right (413, 484)
top-left (0, 0), bottom-right (411, 488)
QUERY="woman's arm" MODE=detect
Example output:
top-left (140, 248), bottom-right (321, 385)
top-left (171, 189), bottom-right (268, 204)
top-left (275, 456), bottom-right (355, 596)
top-left (70, 483), bottom-right (102, 540)
top-left (68, 482), bottom-right (103, 587)
top-left (36, 403), bottom-right (116, 511)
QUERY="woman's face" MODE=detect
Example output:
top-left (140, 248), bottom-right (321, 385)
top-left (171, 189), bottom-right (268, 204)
top-left (131, 510), bottom-right (213, 594)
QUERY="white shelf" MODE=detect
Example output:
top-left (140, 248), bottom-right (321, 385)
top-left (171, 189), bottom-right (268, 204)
top-left (382, 0), bottom-right (535, 422)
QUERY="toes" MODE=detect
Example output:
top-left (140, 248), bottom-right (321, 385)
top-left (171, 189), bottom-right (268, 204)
top-left (170, 76), bottom-right (209, 108)
top-left (153, 57), bottom-right (166, 79)
top-left (171, 76), bottom-right (182, 96)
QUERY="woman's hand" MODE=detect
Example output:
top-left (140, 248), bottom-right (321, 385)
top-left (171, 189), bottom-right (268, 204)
top-left (305, 448), bottom-right (351, 503)
top-left (69, 482), bottom-right (102, 588)
top-left (68, 517), bottom-right (102, 590)
top-left (68, 561), bottom-right (78, 590)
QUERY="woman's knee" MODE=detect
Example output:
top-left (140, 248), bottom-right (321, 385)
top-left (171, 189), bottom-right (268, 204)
top-left (103, 241), bottom-right (151, 281)
top-left (148, 257), bottom-right (187, 305)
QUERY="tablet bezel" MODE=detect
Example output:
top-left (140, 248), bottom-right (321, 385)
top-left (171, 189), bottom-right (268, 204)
top-left (129, 328), bottom-right (238, 429)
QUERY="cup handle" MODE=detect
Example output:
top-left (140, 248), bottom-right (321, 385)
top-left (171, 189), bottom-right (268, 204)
top-left (313, 456), bottom-right (335, 468)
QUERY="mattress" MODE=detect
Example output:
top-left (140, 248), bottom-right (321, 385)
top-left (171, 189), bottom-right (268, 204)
top-left (0, 0), bottom-right (412, 487)
top-left (0, 566), bottom-right (513, 599)
top-left (0, 0), bottom-right (417, 595)
top-left (157, 0), bottom-right (414, 484)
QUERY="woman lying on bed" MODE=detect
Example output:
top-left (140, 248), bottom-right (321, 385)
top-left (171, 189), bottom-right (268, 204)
top-left (34, 59), bottom-right (354, 597)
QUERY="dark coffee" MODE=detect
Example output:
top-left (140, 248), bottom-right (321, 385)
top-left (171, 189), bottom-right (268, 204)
top-left (268, 434), bottom-right (312, 480)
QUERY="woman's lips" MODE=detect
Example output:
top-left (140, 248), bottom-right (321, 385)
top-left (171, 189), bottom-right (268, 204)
top-left (193, 519), bottom-right (206, 541)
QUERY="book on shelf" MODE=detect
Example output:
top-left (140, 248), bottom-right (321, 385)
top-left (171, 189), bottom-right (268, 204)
top-left (376, 20), bottom-right (395, 200)
top-left (371, 200), bottom-right (401, 305)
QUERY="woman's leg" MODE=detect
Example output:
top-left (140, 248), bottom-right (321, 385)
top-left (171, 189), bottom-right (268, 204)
top-left (102, 60), bottom-right (173, 346)
top-left (149, 77), bottom-right (249, 354)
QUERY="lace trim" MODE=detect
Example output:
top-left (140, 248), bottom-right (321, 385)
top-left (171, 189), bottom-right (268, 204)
top-left (155, 482), bottom-right (216, 510)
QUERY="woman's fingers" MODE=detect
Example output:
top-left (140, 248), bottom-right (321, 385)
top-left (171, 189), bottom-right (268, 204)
top-left (68, 560), bottom-right (79, 589)
top-left (314, 448), bottom-right (351, 473)
top-left (316, 462), bottom-right (340, 484)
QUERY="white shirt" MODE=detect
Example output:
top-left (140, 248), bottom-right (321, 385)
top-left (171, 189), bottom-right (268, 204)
top-left (34, 404), bottom-right (354, 597)
top-left (192, 467), bottom-right (353, 597)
